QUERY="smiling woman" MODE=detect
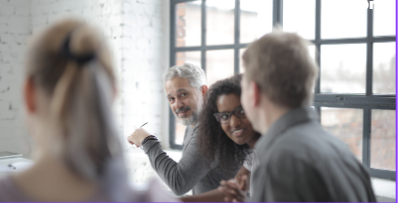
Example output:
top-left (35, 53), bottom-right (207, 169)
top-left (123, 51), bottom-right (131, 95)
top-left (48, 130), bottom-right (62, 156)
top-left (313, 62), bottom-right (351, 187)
top-left (198, 74), bottom-right (260, 170)
top-left (216, 95), bottom-right (255, 146)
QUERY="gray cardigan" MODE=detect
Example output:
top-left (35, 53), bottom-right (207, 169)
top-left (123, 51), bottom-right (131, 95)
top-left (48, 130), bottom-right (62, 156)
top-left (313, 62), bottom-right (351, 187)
top-left (251, 106), bottom-right (376, 202)
top-left (142, 125), bottom-right (239, 195)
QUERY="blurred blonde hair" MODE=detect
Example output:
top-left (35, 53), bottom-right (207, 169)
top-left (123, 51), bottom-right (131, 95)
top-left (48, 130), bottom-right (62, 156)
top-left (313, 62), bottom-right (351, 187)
top-left (242, 30), bottom-right (319, 108)
top-left (26, 18), bottom-right (128, 201)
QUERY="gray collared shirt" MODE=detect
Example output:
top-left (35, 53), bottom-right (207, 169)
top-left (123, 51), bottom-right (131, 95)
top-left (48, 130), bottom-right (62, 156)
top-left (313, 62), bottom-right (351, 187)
top-left (251, 106), bottom-right (376, 202)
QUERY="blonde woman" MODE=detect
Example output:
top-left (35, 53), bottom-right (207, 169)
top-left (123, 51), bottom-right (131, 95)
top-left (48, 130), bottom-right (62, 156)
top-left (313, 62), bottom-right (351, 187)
top-left (0, 19), bottom-right (176, 202)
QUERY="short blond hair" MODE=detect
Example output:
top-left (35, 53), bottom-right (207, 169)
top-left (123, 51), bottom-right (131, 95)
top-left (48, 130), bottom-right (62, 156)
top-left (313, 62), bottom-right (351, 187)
top-left (242, 31), bottom-right (318, 108)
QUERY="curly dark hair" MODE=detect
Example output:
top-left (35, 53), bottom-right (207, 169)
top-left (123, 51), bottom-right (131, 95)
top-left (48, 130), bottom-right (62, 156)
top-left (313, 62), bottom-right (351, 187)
top-left (198, 74), bottom-right (253, 169)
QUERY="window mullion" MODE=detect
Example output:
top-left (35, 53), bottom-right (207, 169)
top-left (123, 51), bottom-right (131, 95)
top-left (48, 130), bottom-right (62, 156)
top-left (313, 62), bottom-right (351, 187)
top-left (272, 0), bottom-right (283, 27)
top-left (234, 0), bottom-right (240, 75)
top-left (315, 0), bottom-right (321, 94)
top-left (315, 106), bottom-right (321, 122)
top-left (363, 109), bottom-right (371, 168)
top-left (169, 1), bottom-right (177, 149)
top-left (201, 0), bottom-right (206, 73)
top-left (170, 1), bottom-right (177, 67)
top-left (366, 0), bottom-right (374, 96)
top-left (364, 1), bottom-right (373, 171)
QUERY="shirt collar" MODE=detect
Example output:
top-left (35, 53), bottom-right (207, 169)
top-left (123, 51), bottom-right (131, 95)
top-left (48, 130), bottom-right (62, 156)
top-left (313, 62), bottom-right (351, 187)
top-left (254, 106), bottom-right (319, 151)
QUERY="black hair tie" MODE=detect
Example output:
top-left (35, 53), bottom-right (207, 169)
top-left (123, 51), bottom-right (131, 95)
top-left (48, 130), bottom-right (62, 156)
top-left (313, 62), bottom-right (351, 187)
top-left (61, 32), bottom-right (96, 65)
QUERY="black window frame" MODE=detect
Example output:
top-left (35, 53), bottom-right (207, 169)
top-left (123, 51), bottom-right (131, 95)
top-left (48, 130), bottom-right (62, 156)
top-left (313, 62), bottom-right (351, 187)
top-left (169, 0), bottom-right (396, 180)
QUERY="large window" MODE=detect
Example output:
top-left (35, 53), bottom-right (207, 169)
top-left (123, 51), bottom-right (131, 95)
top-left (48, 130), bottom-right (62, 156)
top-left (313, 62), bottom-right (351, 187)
top-left (169, 0), bottom-right (395, 180)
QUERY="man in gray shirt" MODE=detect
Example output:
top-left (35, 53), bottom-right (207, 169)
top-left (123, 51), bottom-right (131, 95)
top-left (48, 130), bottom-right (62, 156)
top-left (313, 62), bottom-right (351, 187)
top-left (220, 31), bottom-right (376, 202)
top-left (127, 63), bottom-right (239, 195)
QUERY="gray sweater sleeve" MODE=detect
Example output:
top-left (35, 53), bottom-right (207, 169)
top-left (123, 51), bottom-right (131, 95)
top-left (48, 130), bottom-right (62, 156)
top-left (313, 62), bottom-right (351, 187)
top-left (142, 130), bottom-right (212, 195)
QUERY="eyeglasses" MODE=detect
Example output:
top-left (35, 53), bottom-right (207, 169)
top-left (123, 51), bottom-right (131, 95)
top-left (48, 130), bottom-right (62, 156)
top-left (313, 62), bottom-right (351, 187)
top-left (213, 106), bottom-right (246, 124)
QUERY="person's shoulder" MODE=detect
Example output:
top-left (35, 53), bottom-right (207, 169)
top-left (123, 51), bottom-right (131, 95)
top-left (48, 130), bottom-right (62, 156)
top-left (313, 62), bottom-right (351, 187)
top-left (184, 125), bottom-right (200, 143)
top-left (277, 120), bottom-right (335, 148)
top-left (268, 120), bottom-right (357, 164)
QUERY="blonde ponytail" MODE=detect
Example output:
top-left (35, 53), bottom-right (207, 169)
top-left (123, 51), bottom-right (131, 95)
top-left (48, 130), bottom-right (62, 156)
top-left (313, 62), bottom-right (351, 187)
top-left (50, 62), bottom-right (77, 126)
top-left (26, 19), bottom-right (129, 201)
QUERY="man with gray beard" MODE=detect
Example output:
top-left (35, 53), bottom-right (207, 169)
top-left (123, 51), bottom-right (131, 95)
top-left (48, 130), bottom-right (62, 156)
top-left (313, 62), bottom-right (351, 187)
top-left (127, 63), bottom-right (240, 196)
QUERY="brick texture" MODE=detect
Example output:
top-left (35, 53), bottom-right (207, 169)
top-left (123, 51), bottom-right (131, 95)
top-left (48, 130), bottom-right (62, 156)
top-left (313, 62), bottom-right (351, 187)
top-left (0, 0), bottom-right (170, 159)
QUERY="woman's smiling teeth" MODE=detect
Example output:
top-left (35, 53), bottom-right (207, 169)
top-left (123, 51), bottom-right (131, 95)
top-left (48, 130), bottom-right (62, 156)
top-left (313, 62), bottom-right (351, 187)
top-left (232, 129), bottom-right (243, 136)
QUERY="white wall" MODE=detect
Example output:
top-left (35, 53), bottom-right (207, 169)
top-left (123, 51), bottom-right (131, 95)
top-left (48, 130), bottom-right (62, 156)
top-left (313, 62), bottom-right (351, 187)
top-left (0, 0), bottom-right (32, 156)
top-left (0, 0), bottom-right (170, 157)
top-left (30, 0), bottom-right (125, 144)
top-left (121, 0), bottom-right (170, 150)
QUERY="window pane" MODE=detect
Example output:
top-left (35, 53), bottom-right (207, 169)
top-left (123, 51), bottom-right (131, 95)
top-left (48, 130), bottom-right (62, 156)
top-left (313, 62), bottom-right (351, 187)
top-left (206, 0), bottom-right (235, 45)
top-left (321, 44), bottom-right (366, 93)
top-left (309, 44), bottom-right (317, 62)
top-left (176, 1), bottom-right (201, 47)
top-left (206, 50), bottom-right (234, 87)
top-left (321, 108), bottom-right (363, 162)
top-left (373, 0), bottom-right (396, 36)
top-left (321, 0), bottom-right (367, 39)
top-left (175, 118), bottom-right (186, 145)
top-left (373, 42), bottom-right (396, 94)
top-left (240, 0), bottom-right (273, 43)
top-left (239, 48), bottom-right (246, 73)
top-left (176, 51), bottom-right (201, 67)
top-left (371, 110), bottom-right (396, 171)
top-left (283, 0), bottom-right (315, 40)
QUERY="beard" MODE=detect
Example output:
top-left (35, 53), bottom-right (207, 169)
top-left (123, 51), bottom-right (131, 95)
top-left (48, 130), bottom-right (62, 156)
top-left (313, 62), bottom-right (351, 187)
top-left (180, 109), bottom-right (199, 126)
top-left (176, 94), bottom-right (203, 126)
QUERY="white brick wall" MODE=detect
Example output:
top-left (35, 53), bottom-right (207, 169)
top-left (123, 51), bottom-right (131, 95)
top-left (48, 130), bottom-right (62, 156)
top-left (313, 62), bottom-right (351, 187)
top-left (30, 0), bottom-right (124, 136)
top-left (0, 0), bottom-right (31, 156)
top-left (0, 0), bottom-right (170, 158)
top-left (121, 0), bottom-right (170, 150)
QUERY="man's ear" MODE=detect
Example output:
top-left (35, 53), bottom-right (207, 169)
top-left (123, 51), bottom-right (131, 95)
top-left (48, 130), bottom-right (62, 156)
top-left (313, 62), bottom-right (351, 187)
top-left (24, 77), bottom-right (36, 114)
top-left (251, 81), bottom-right (261, 107)
top-left (200, 85), bottom-right (208, 96)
